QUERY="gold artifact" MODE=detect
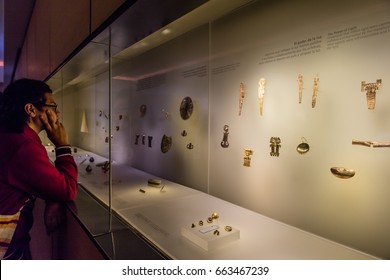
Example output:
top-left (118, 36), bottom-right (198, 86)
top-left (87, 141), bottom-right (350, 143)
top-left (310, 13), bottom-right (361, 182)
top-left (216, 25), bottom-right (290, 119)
top-left (352, 139), bottom-right (390, 148)
top-left (186, 142), bottom-right (194, 149)
top-left (361, 79), bottom-right (382, 109)
top-left (161, 134), bottom-right (172, 153)
top-left (147, 179), bottom-right (161, 186)
top-left (270, 137), bottom-right (281, 157)
top-left (213, 230), bottom-right (220, 236)
top-left (258, 78), bottom-right (266, 116)
top-left (162, 109), bottom-right (170, 119)
top-left (199, 221), bottom-right (203, 226)
top-left (191, 223), bottom-right (195, 228)
top-left (180, 96), bottom-right (194, 120)
top-left (224, 226), bottom-right (232, 232)
top-left (96, 161), bottom-right (110, 173)
top-left (211, 212), bottom-right (219, 220)
top-left (330, 167), bottom-right (355, 179)
top-left (220, 125), bottom-right (229, 148)
top-left (243, 148), bottom-right (254, 167)
top-left (239, 82), bottom-right (245, 116)
top-left (297, 74), bottom-right (304, 104)
top-left (312, 75), bottom-right (320, 108)
top-left (139, 104), bottom-right (147, 117)
top-left (85, 165), bottom-right (92, 173)
top-left (207, 217), bottom-right (213, 223)
top-left (296, 137), bottom-right (310, 154)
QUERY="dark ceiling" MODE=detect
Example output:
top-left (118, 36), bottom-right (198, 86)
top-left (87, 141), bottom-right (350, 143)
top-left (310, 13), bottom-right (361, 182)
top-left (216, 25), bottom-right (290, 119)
top-left (0, 0), bottom-right (35, 91)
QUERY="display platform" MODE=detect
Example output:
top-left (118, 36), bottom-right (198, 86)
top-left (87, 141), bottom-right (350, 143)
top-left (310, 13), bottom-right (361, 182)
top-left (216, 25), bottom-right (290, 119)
top-left (51, 146), bottom-right (379, 260)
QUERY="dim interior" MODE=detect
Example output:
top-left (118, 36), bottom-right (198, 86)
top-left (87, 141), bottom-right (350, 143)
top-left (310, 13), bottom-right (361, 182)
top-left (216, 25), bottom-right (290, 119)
top-left (45, 0), bottom-right (390, 259)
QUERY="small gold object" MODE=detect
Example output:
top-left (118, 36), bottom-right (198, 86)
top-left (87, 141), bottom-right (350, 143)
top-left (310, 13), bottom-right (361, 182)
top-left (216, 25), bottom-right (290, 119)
top-left (213, 230), bottom-right (220, 236)
top-left (243, 148), bottom-right (254, 167)
top-left (186, 142), bottom-right (194, 149)
top-left (139, 189), bottom-right (146, 193)
top-left (140, 104), bottom-right (147, 117)
top-left (296, 137), bottom-right (310, 154)
top-left (220, 125), bottom-right (229, 148)
top-left (207, 217), bottom-right (213, 223)
top-left (199, 221), bottom-right (203, 226)
top-left (330, 167), bottom-right (355, 179)
top-left (312, 75), bottom-right (320, 108)
top-left (361, 79), bottom-right (382, 109)
top-left (191, 223), bottom-right (195, 228)
top-left (224, 226), bottom-right (232, 232)
top-left (148, 179), bottom-right (161, 186)
top-left (211, 212), bottom-right (219, 220)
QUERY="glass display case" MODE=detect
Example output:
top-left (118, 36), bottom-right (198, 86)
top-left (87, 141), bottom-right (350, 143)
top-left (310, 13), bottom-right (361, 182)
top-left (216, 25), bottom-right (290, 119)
top-left (46, 0), bottom-right (390, 259)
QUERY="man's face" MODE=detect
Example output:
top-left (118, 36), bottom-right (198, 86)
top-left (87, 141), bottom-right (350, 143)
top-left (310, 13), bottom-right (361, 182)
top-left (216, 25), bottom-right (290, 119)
top-left (35, 92), bottom-right (60, 130)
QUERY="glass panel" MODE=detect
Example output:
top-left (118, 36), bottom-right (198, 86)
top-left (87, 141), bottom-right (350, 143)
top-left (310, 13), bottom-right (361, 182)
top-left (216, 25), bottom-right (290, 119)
top-left (47, 0), bottom-right (390, 259)
top-left (111, 24), bottom-right (210, 193)
top-left (46, 30), bottom-right (113, 234)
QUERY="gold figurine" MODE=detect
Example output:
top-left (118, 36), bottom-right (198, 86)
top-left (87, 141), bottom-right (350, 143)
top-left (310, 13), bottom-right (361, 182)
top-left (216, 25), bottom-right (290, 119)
top-left (361, 79), bottom-right (382, 109)
top-left (270, 137), bottom-right (281, 157)
top-left (297, 74), bottom-right (304, 104)
top-left (243, 148), bottom-right (253, 167)
top-left (258, 78), bottom-right (266, 116)
top-left (312, 75), bottom-right (320, 108)
top-left (239, 82), bottom-right (245, 116)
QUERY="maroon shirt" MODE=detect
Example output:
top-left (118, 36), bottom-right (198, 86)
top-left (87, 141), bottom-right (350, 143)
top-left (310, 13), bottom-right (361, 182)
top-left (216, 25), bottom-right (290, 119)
top-left (0, 124), bottom-right (78, 258)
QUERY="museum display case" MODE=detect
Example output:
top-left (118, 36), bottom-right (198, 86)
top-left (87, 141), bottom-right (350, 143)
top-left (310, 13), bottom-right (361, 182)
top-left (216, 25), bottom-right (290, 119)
top-left (45, 0), bottom-right (390, 259)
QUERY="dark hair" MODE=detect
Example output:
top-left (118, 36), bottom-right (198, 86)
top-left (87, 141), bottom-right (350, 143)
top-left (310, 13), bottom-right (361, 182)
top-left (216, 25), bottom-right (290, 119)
top-left (0, 79), bottom-right (52, 133)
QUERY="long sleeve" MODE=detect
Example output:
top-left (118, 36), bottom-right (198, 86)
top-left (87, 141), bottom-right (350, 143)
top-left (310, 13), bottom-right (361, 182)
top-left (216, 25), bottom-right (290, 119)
top-left (7, 141), bottom-right (78, 202)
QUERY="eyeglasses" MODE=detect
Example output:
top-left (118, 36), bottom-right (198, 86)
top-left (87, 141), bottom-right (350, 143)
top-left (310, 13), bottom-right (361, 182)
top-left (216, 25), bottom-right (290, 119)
top-left (41, 103), bottom-right (58, 112)
top-left (41, 103), bottom-right (58, 111)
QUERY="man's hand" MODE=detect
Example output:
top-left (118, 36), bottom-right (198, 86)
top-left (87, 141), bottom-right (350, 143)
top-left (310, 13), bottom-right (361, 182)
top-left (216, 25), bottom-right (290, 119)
top-left (39, 109), bottom-right (69, 147)
top-left (44, 201), bottom-right (66, 235)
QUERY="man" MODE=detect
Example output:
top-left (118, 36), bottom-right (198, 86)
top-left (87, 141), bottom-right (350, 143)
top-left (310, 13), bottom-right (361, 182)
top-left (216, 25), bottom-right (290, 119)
top-left (0, 79), bottom-right (78, 259)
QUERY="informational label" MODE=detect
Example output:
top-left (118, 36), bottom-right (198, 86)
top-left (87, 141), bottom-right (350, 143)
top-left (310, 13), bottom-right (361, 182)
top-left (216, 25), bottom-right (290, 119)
top-left (259, 20), bottom-right (390, 65)
top-left (136, 74), bottom-right (166, 91)
top-left (327, 21), bottom-right (390, 49)
top-left (211, 62), bottom-right (241, 75)
top-left (199, 225), bottom-right (219, 234)
top-left (260, 35), bottom-right (322, 65)
top-left (182, 65), bottom-right (208, 78)
top-left (134, 212), bottom-right (169, 237)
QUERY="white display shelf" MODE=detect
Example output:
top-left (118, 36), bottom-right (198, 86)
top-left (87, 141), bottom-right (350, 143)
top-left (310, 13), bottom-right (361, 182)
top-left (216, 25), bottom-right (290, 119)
top-left (181, 220), bottom-right (240, 251)
top-left (55, 147), bottom-right (379, 260)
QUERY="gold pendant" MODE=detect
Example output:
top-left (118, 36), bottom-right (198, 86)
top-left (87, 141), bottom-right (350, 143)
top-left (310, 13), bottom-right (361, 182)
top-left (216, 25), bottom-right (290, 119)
top-left (312, 75), bottom-right (320, 108)
top-left (243, 148), bottom-right (253, 167)
top-left (361, 79), bottom-right (381, 109)
top-left (258, 78), bottom-right (266, 116)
